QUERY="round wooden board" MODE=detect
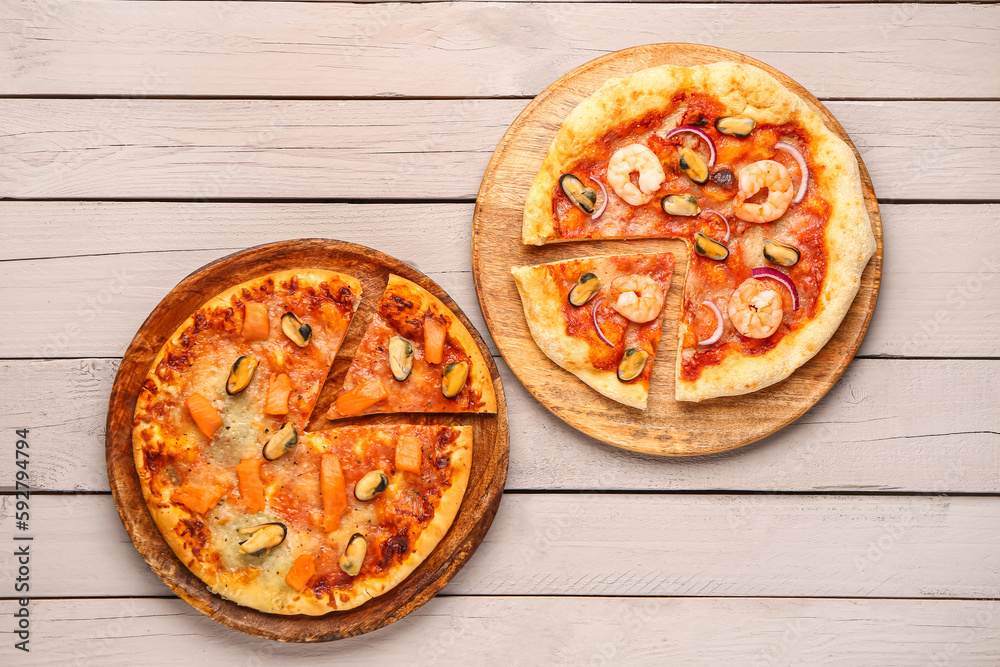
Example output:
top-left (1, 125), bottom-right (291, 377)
top-left (106, 239), bottom-right (509, 642)
top-left (472, 44), bottom-right (882, 457)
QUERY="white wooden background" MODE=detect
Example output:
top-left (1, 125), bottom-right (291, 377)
top-left (1, 1), bottom-right (999, 664)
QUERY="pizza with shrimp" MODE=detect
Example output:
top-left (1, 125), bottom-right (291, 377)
top-left (327, 274), bottom-right (497, 419)
top-left (132, 270), bottom-right (478, 615)
top-left (511, 253), bottom-right (674, 409)
top-left (521, 62), bottom-right (875, 401)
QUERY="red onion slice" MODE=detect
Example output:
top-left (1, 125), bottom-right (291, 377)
top-left (663, 126), bottom-right (717, 167)
top-left (775, 141), bottom-right (808, 204)
top-left (698, 300), bottom-right (724, 346)
top-left (591, 179), bottom-right (608, 220)
top-left (703, 209), bottom-right (730, 243)
top-left (592, 298), bottom-right (614, 347)
top-left (752, 267), bottom-right (799, 311)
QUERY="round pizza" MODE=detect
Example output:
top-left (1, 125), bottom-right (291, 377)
top-left (132, 269), bottom-right (478, 615)
top-left (519, 62), bottom-right (875, 402)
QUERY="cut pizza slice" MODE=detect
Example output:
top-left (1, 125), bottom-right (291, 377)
top-left (327, 275), bottom-right (497, 419)
top-left (201, 424), bottom-right (472, 614)
top-left (511, 253), bottom-right (674, 409)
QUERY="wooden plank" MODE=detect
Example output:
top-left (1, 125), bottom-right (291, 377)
top-left (1, 203), bottom-right (998, 358)
top-left (3, 597), bottom-right (999, 665)
top-left (1, 3), bottom-right (997, 98)
top-left (1, 100), bottom-right (998, 201)
top-left (3, 493), bottom-right (999, 599)
top-left (3, 357), bottom-right (998, 493)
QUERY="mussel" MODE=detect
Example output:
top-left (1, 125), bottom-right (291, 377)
top-left (763, 239), bottom-right (801, 267)
top-left (281, 312), bottom-right (312, 347)
top-left (354, 470), bottom-right (390, 502)
top-left (661, 193), bottom-right (701, 217)
top-left (339, 533), bottom-right (367, 576)
top-left (678, 147), bottom-right (709, 185)
top-left (559, 174), bottom-right (597, 215)
top-left (262, 422), bottom-right (298, 461)
top-left (226, 355), bottom-right (259, 395)
top-left (388, 336), bottom-right (415, 382)
top-left (238, 522), bottom-right (287, 557)
top-left (568, 272), bottom-right (601, 307)
top-left (617, 348), bottom-right (649, 383)
top-left (441, 361), bottom-right (470, 399)
top-left (714, 116), bottom-right (756, 138)
top-left (693, 232), bottom-right (730, 262)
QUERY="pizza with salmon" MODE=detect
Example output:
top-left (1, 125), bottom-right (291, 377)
top-left (132, 269), bottom-right (478, 615)
top-left (511, 253), bottom-right (675, 409)
top-left (521, 62), bottom-right (875, 401)
top-left (327, 274), bottom-right (497, 419)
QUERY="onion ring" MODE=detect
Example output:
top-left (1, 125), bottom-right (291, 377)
top-left (591, 179), bottom-right (608, 220)
top-left (775, 141), bottom-right (808, 204)
top-left (698, 300), bottom-right (724, 346)
top-left (752, 267), bottom-right (799, 311)
top-left (702, 209), bottom-right (730, 243)
top-left (591, 298), bottom-right (614, 347)
top-left (663, 126), bottom-right (717, 167)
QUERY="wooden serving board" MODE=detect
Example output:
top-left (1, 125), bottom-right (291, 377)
top-left (106, 239), bottom-right (508, 642)
top-left (472, 44), bottom-right (882, 457)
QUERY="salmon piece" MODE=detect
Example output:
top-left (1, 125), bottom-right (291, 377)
top-left (285, 553), bottom-right (316, 592)
top-left (236, 457), bottom-right (265, 514)
top-left (332, 380), bottom-right (387, 417)
top-left (395, 433), bottom-right (423, 474)
top-left (184, 392), bottom-right (223, 437)
top-left (320, 452), bottom-right (347, 532)
top-left (242, 302), bottom-right (270, 341)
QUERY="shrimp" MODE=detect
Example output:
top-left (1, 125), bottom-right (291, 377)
top-left (727, 278), bottom-right (784, 339)
top-left (609, 274), bottom-right (665, 323)
top-left (733, 159), bottom-right (794, 223)
top-left (606, 144), bottom-right (665, 206)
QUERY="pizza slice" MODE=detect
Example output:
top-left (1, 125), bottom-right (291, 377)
top-left (136, 421), bottom-right (471, 615)
top-left (511, 253), bottom-right (674, 409)
top-left (327, 274), bottom-right (497, 419)
top-left (199, 424), bottom-right (471, 614)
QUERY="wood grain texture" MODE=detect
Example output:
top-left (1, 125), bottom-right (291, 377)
top-left (104, 240), bottom-right (508, 641)
top-left (4, 358), bottom-right (999, 494)
top-left (2, 99), bottom-right (998, 201)
top-left (4, 597), bottom-right (999, 666)
top-left (7, 493), bottom-right (1000, 599)
top-left (473, 44), bottom-right (881, 455)
top-left (2, 2), bottom-right (998, 98)
top-left (1, 204), bottom-right (997, 359)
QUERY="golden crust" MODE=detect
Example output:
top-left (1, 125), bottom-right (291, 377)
top-left (521, 62), bottom-right (875, 401)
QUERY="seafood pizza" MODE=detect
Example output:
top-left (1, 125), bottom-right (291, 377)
top-left (132, 270), bottom-right (479, 615)
top-left (518, 62), bottom-right (875, 402)
top-left (512, 253), bottom-right (674, 409)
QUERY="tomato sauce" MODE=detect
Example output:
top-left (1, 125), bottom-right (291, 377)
top-left (551, 93), bottom-right (832, 381)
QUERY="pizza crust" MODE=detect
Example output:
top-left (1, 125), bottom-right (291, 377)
top-left (521, 62), bottom-right (875, 401)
